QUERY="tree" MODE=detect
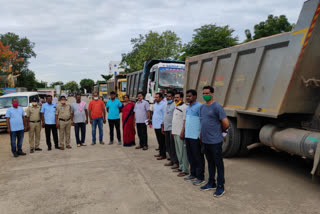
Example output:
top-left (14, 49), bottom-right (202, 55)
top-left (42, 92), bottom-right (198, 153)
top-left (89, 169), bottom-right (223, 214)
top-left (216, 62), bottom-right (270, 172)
top-left (96, 80), bottom-right (105, 84)
top-left (120, 30), bottom-right (182, 73)
top-left (64, 81), bottom-right (79, 93)
top-left (0, 41), bottom-right (24, 74)
top-left (101, 74), bottom-right (113, 82)
top-left (245, 15), bottom-right (294, 41)
top-left (80, 78), bottom-right (95, 93)
top-left (50, 81), bottom-right (64, 88)
top-left (0, 32), bottom-right (37, 88)
top-left (180, 24), bottom-right (238, 60)
top-left (19, 69), bottom-right (37, 91)
top-left (36, 80), bottom-right (47, 88)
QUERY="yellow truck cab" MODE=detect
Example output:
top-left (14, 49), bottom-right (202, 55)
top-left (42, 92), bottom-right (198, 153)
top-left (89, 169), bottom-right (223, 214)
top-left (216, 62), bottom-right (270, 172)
top-left (117, 78), bottom-right (127, 102)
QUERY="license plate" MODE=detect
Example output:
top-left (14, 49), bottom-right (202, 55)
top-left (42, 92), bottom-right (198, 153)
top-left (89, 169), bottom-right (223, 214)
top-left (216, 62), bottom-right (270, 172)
top-left (0, 122), bottom-right (6, 126)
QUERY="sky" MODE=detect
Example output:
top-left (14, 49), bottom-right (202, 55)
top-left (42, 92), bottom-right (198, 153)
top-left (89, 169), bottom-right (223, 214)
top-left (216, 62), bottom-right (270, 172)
top-left (0, 0), bottom-right (304, 84)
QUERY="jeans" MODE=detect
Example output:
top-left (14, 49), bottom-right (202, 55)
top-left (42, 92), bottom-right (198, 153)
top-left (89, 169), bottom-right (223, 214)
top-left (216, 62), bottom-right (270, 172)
top-left (10, 130), bottom-right (24, 154)
top-left (203, 142), bottom-right (225, 186)
top-left (136, 123), bottom-right (148, 147)
top-left (74, 123), bottom-right (86, 144)
top-left (108, 119), bottom-right (121, 142)
top-left (165, 131), bottom-right (178, 164)
top-left (155, 129), bottom-right (166, 157)
top-left (92, 117), bottom-right (103, 143)
top-left (45, 124), bottom-right (59, 149)
top-left (185, 138), bottom-right (205, 180)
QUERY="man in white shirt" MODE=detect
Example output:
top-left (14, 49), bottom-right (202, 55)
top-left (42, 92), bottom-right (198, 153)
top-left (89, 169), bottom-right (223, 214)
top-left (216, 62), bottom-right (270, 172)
top-left (172, 92), bottom-right (189, 177)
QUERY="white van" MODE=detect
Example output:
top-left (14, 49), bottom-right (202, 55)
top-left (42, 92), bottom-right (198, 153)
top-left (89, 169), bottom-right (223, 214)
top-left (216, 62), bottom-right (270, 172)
top-left (0, 92), bottom-right (40, 130)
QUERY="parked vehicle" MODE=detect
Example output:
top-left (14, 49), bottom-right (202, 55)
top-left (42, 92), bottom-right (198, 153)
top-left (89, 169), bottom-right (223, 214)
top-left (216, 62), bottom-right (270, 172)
top-left (94, 83), bottom-right (108, 101)
top-left (126, 59), bottom-right (185, 109)
top-left (184, 0), bottom-right (320, 176)
top-left (106, 75), bottom-right (127, 102)
top-left (0, 92), bottom-right (40, 130)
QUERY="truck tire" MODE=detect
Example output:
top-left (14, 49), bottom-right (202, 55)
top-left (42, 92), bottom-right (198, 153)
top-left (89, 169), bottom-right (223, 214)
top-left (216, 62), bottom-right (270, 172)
top-left (238, 129), bottom-right (259, 156)
top-left (222, 118), bottom-right (241, 158)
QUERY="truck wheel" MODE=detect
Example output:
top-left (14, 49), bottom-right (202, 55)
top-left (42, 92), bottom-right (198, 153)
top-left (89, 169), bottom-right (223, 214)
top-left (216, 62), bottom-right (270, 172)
top-left (238, 129), bottom-right (259, 156)
top-left (222, 118), bottom-right (241, 158)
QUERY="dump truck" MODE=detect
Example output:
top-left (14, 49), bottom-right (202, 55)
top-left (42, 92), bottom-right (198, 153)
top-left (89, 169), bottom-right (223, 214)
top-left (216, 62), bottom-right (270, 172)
top-left (184, 0), bottom-right (320, 176)
top-left (106, 75), bottom-right (127, 102)
top-left (94, 82), bottom-right (108, 101)
top-left (126, 59), bottom-right (185, 109)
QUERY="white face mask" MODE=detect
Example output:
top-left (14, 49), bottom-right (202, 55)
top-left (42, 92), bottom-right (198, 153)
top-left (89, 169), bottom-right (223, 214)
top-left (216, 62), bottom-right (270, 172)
top-left (94, 97), bottom-right (98, 100)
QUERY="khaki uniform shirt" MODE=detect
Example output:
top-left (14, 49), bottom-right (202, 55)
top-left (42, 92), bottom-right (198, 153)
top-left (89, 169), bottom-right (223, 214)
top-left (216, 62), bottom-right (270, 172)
top-left (55, 104), bottom-right (72, 120)
top-left (26, 106), bottom-right (41, 122)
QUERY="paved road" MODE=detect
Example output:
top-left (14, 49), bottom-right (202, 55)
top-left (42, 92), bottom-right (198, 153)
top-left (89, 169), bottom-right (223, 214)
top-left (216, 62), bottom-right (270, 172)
top-left (0, 97), bottom-right (319, 214)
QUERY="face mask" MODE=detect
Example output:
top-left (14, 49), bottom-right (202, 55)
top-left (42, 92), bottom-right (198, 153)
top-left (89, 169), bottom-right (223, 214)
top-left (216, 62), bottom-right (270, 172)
top-left (94, 97), bottom-right (98, 100)
top-left (203, 95), bottom-right (212, 102)
top-left (175, 101), bottom-right (182, 106)
top-left (167, 100), bottom-right (173, 104)
top-left (12, 102), bottom-right (19, 108)
top-left (61, 100), bottom-right (66, 104)
top-left (32, 102), bottom-right (37, 106)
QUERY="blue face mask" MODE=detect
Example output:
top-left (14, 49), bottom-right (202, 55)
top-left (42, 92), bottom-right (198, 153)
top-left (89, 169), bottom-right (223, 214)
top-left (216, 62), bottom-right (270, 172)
top-left (167, 100), bottom-right (173, 104)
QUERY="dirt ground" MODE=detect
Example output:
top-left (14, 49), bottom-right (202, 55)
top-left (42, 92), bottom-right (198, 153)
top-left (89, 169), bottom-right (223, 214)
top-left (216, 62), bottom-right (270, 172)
top-left (0, 97), bottom-right (319, 214)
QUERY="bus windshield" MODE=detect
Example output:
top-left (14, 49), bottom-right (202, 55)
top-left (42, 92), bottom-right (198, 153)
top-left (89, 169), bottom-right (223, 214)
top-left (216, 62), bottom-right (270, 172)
top-left (0, 96), bottom-right (28, 109)
top-left (158, 67), bottom-right (184, 88)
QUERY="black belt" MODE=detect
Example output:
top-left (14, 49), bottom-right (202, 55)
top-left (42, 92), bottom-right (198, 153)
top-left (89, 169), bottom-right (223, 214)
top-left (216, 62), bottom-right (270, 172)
top-left (30, 120), bottom-right (41, 123)
top-left (59, 118), bottom-right (71, 122)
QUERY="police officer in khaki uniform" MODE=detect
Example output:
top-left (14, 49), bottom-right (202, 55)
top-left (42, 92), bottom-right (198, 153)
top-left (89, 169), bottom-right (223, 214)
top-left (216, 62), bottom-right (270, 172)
top-left (55, 95), bottom-right (73, 150)
top-left (26, 97), bottom-right (42, 153)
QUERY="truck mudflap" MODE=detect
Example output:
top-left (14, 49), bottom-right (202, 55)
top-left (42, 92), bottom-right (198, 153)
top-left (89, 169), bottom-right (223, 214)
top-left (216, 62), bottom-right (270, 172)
top-left (311, 143), bottom-right (320, 177)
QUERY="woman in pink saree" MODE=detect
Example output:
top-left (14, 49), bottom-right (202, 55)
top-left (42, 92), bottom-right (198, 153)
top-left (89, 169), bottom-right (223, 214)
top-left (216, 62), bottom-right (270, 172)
top-left (122, 95), bottom-right (136, 147)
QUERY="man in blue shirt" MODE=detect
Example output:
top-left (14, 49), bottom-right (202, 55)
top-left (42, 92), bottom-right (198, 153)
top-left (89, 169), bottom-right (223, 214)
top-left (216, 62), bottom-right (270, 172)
top-left (106, 91), bottom-right (123, 145)
top-left (152, 93), bottom-right (166, 160)
top-left (41, 95), bottom-right (59, 150)
top-left (6, 98), bottom-right (27, 157)
top-left (183, 89), bottom-right (205, 186)
top-left (200, 86), bottom-right (229, 197)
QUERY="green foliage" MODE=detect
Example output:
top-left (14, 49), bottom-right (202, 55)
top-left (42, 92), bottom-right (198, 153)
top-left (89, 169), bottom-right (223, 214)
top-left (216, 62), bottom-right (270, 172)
top-left (64, 81), bottom-right (79, 93)
top-left (245, 15), bottom-right (294, 41)
top-left (101, 74), bottom-right (113, 82)
top-left (121, 30), bottom-right (182, 73)
top-left (36, 80), bottom-right (47, 88)
top-left (96, 80), bottom-right (105, 84)
top-left (0, 32), bottom-right (37, 88)
top-left (180, 24), bottom-right (238, 60)
top-left (80, 78), bottom-right (95, 93)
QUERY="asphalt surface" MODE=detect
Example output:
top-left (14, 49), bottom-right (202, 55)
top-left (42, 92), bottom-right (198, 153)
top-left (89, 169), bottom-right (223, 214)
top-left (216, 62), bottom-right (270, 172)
top-left (0, 97), bottom-right (319, 214)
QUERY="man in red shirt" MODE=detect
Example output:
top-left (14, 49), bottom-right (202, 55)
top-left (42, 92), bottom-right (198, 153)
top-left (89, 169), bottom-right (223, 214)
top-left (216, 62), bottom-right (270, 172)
top-left (88, 92), bottom-right (106, 145)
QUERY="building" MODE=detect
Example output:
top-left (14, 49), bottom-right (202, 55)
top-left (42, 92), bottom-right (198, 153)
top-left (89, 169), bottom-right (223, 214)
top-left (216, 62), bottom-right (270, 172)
top-left (108, 61), bottom-right (124, 78)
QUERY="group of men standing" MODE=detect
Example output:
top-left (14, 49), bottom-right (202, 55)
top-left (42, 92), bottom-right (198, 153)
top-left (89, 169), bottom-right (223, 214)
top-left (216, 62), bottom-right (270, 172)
top-left (6, 94), bottom-right (90, 156)
top-left (152, 86), bottom-right (229, 197)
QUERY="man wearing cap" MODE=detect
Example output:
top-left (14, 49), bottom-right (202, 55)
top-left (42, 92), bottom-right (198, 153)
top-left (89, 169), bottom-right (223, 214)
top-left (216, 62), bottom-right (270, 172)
top-left (26, 97), bottom-right (42, 153)
top-left (55, 95), bottom-right (73, 150)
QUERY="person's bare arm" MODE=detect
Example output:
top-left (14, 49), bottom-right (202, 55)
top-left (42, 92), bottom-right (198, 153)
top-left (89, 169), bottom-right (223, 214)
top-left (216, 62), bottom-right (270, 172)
top-left (6, 118), bottom-right (11, 133)
top-left (221, 118), bottom-right (229, 132)
top-left (103, 107), bottom-right (106, 124)
top-left (71, 112), bottom-right (74, 126)
top-left (55, 115), bottom-right (59, 129)
top-left (89, 109), bottom-right (92, 124)
top-left (180, 121), bottom-right (185, 140)
top-left (147, 110), bottom-right (151, 123)
top-left (41, 113), bottom-right (45, 128)
top-left (85, 109), bottom-right (88, 124)
top-left (23, 116), bottom-right (27, 131)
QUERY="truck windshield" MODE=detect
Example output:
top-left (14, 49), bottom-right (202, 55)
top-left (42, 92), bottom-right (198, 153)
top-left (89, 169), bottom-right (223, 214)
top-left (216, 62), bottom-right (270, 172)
top-left (100, 86), bottom-right (107, 92)
top-left (0, 96), bottom-right (28, 109)
top-left (120, 81), bottom-right (127, 92)
top-left (158, 67), bottom-right (184, 88)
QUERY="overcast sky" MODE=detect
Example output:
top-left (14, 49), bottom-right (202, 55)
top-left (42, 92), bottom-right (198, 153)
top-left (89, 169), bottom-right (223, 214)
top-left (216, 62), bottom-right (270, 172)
top-left (0, 0), bottom-right (303, 84)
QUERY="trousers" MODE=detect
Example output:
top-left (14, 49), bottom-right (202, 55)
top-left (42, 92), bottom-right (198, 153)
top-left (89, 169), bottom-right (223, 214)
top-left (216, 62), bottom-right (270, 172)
top-left (59, 120), bottom-right (71, 147)
top-left (108, 119), bottom-right (121, 142)
top-left (45, 124), bottom-right (58, 149)
top-left (164, 131), bottom-right (178, 164)
top-left (29, 122), bottom-right (41, 149)
top-left (155, 129), bottom-right (166, 157)
top-left (136, 123), bottom-right (148, 147)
